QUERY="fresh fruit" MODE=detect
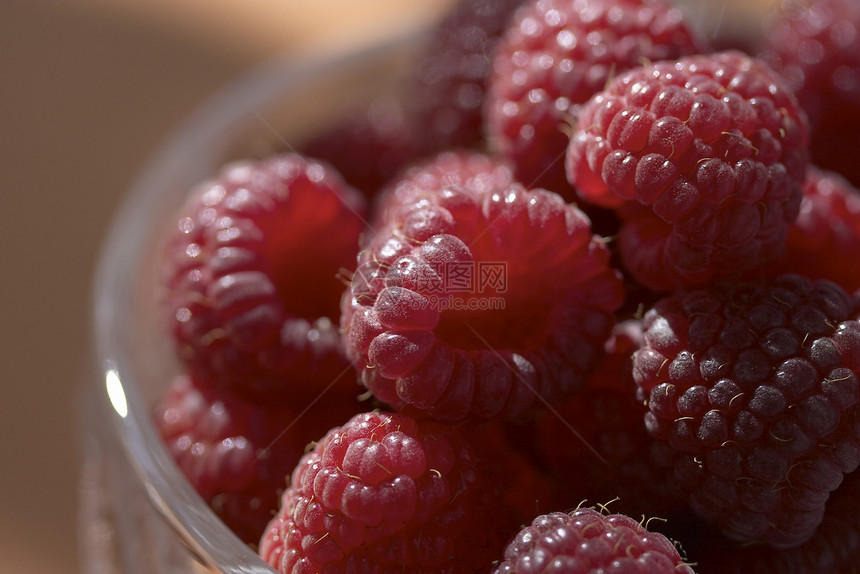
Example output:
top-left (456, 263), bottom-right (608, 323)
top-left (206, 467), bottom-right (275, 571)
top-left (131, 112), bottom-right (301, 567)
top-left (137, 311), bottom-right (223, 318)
top-left (492, 506), bottom-right (696, 573)
top-left (690, 463), bottom-right (860, 573)
top-left (139, 2), bottom-right (860, 570)
top-left (484, 0), bottom-right (706, 198)
top-left (159, 152), bottom-right (367, 400)
top-left (258, 410), bottom-right (513, 573)
top-left (565, 50), bottom-right (810, 291)
top-left (404, 0), bottom-right (527, 155)
top-left (533, 319), bottom-right (691, 522)
top-left (299, 95), bottom-right (421, 199)
top-left (632, 273), bottom-right (860, 548)
top-left (764, 165), bottom-right (860, 294)
top-left (759, 0), bottom-right (860, 187)
top-left (341, 151), bottom-right (625, 422)
top-left (153, 374), bottom-right (362, 544)
top-left (370, 148), bottom-right (516, 224)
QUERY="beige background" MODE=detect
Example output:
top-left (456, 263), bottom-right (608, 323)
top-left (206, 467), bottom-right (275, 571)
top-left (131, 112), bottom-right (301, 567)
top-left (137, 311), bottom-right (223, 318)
top-left (0, 2), bottom-right (777, 573)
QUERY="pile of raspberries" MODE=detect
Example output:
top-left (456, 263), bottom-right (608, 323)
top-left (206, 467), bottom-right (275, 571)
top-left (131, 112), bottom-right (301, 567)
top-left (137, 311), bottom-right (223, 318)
top-left (151, 0), bottom-right (860, 571)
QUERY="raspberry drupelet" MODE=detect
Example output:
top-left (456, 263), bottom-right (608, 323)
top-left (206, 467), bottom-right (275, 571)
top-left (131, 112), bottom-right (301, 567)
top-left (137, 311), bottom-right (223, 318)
top-left (492, 506), bottom-right (696, 574)
top-left (159, 153), bottom-right (367, 400)
top-left (341, 151), bottom-right (625, 422)
top-left (484, 0), bottom-right (707, 198)
top-left (258, 411), bottom-right (511, 573)
top-left (566, 50), bottom-right (810, 291)
top-left (632, 273), bottom-right (860, 548)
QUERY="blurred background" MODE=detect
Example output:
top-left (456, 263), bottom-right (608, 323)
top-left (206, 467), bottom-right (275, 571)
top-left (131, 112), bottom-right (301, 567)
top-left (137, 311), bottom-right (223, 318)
top-left (0, 3), bottom-right (449, 573)
top-left (0, 1), bottom-right (778, 573)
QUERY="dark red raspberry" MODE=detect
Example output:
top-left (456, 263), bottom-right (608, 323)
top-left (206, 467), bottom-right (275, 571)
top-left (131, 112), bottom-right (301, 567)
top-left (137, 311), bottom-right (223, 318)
top-left (632, 274), bottom-right (860, 548)
top-left (492, 507), bottom-right (696, 574)
top-left (566, 50), bottom-right (810, 291)
top-left (760, 0), bottom-right (860, 186)
top-left (258, 411), bottom-right (512, 573)
top-left (765, 165), bottom-right (860, 293)
top-left (534, 319), bottom-right (689, 522)
top-left (404, 0), bottom-right (527, 155)
top-left (459, 419), bottom-right (562, 523)
top-left (299, 95), bottom-right (422, 199)
top-left (153, 374), bottom-right (362, 545)
top-left (484, 0), bottom-right (706, 198)
top-left (341, 152), bottom-right (625, 422)
top-left (160, 153), bottom-right (367, 400)
top-left (690, 466), bottom-right (860, 573)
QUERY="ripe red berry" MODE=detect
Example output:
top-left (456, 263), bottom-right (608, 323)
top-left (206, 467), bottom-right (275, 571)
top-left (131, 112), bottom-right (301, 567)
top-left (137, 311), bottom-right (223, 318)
top-left (484, 0), bottom-right (706, 198)
top-left (370, 149), bottom-right (516, 225)
top-left (341, 152), bottom-right (625, 422)
top-left (759, 0), bottom-right (860, 187)
top-left (493, 507), bottom-right (695, 574)
top-left (159, 153), bottom-right (367, 400)
top-left (154, 374), bottom-right (361, 545)
top-left (566, 50), bottom-right (810, 290)
top-left (632, 274), bottom-right (860, 548)
top-left (534, 319), bottom-right (690, 521)
top-left (299, 95), bottom-right (422, 199)
top-left (690, 465), bottom-right (860, 573)
top-left (765, 165), bottom-right (860, 293)
top-left (258, 411), bottom-right (511, 572)
top-left (404, 0), bottom-right (527, 155)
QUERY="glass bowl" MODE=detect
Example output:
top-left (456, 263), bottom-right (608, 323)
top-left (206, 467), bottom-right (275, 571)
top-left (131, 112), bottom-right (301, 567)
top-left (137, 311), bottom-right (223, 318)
top-left (79, 30), bottom-right (424, 574)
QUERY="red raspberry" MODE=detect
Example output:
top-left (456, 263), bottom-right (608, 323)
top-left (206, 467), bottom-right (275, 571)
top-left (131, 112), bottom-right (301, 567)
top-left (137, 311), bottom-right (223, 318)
top-left (760, 0), bottom-right (860, 186)
top-left (153, 374), bottom-right (361, 544)
top-left (460, 419), bottom-right (562, 523)
top-left (690, 466), bottom-right (860, 573)
top-left (534, 319), bottom-right (689, 521)
top-left (492, 507), bottom-right (696, 574)
top-left (765, 165), bottom-right (860, 293)
top-left (258, 411), bottom-right (511, 573)
top-left (484, 0), bottom-right (706, 198)
top-left (404, 0), bottom-right (526, 155)
top-left (299, 95), bottom-right (422, 199)
top-left (371, 149), bottom-right (516, 223)
top-left (341, 152), bottom-right (625, 422)
top-left (566, 50), bottom-right (810, 290)
top-left (632, 274), bottom-right (860, 548)
top-left (160, 153), bottom-right (367, 400)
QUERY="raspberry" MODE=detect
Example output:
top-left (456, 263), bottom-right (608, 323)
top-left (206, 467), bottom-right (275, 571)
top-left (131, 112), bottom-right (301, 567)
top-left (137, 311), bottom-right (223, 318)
top-left (370, 149), bottom-right (516, 223)
top-left (565, 50), bottom-right (810, 290)
top-left (765, 165), bottom-right (860, 293)
top-left (632, 274), bottom-right (860, 548)
top-left (341, 152), bottom-right (625, 422)
top-left (690, 467), bottom-right (860, 573)
top-left (159, 153), bottom-right (367, 399)
top-left (460, 419), bottom-right (562, 523)
top-left (153, 374), bottom-right (359, 544)
top-left (492, 507), bottom-right (696, 574)
top-left (299, 95), bottom-right (421, 199)
top-left (258, 411), bottom-right (511, 572)
top-left (404, 0), bottom-right (526, 155)
top-left (534, 319), bottom-right (689, 521)
top-left (484, 0), bottom-right (706, 198)
top-left (759, 0), bottom-right (860, 186)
